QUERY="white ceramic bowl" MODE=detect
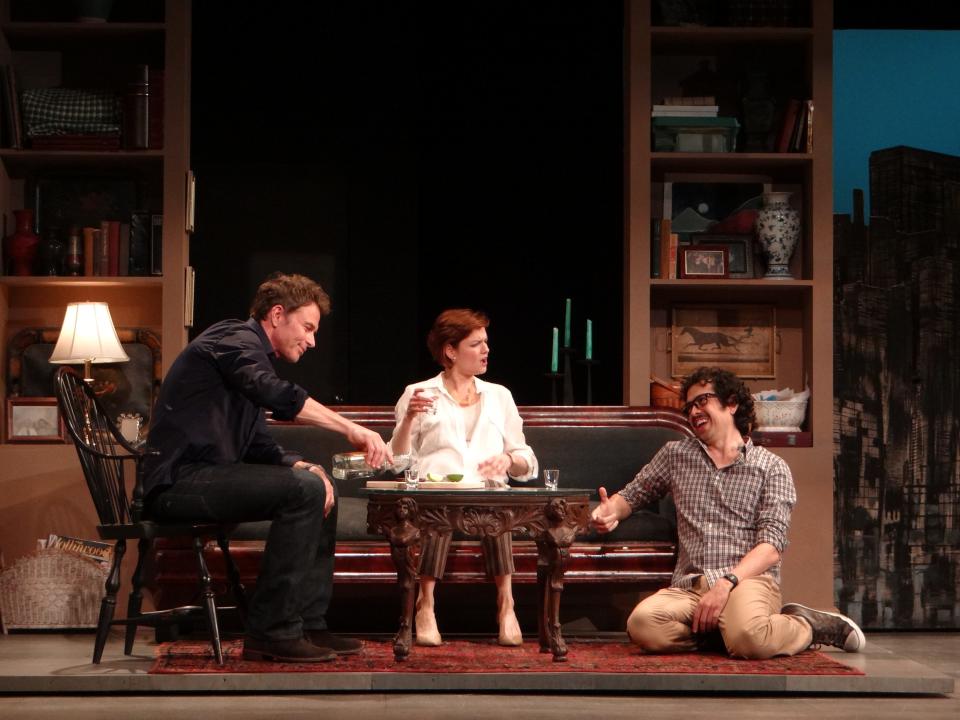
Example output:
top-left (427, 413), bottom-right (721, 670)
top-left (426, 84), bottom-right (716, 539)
top-left (754, 400), bottom-right (807, 431)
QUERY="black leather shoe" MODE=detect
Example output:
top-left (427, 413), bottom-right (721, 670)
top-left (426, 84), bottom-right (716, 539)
top-left (304, 629), bottom-right (364, 655)
top-left (243, 636), bottom-right (337, 662)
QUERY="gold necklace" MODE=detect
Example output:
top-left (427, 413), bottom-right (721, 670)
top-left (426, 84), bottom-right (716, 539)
top-left (444, 378), bottom-right (475, 406)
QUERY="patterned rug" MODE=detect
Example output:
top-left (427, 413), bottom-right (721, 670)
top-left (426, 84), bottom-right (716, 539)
top-left (150, 639), bottom-right (864, 675)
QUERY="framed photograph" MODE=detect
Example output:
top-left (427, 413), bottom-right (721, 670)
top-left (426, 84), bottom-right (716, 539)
top-left (5, 397), bottom-right (65, 443)
top-left (679, 245), bottom-right (728, 279)
top-left (671, 304), bottom-right (776, 378)
top-left (697, 234), bottom-right (754, 278)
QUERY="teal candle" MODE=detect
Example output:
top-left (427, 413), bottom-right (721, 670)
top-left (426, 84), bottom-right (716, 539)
top-left (563, 298), bottom-right (571, 347)
top-left (550, 327), bottom-right (559, 373)
top-left (585, 319), bottom-right (593, 360)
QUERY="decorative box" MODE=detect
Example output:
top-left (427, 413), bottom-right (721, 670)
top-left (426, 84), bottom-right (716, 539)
top-left (652, 117), bottom-right (740, 153)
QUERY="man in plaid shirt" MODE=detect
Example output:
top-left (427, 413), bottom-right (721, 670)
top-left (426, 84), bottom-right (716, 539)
top-left (592, 367), bottom-right (864, 658)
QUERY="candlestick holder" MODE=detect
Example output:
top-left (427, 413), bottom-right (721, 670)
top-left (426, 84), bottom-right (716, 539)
top-left (577, 358), bottom-right (598, 405)
top-left (544, 372), bottom-right (565, 406)
top-left (561, 348), bottom-right (575, 405)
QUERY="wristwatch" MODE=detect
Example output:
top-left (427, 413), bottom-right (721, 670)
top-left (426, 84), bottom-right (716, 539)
top-left (721, 573), bottom-right (739, 588)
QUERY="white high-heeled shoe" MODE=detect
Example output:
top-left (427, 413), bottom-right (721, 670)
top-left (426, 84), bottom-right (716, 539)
top-left (415, 603), bottom-right (442, 646)
top-left (498, 609), bottom-right (523, 647)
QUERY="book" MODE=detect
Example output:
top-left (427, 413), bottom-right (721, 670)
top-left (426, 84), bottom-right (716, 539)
top-left (668, 232), bottom-right (679, 279)
top-left (82, 226), bottom-right (96, 276)
top-left (804, 100), bottom-right (814, 153)
top-left (98, 221), bottom-right (111, 275)
top-left (4, 65), bottom-right (23, 149)
top-left (150, 214), bottom-right (163, 275)
top-left (652, 104), bottom-right (718, 115)
top-left (651, 218), bottom-right (661, 278)
top-left (776, 99), bottom-right (801, 153)
top-left (106, 220), bottom-right (120, 275)
top-left (661, 95), bottom-right (716, 105)
top-left (44, 533), bottom-right (113, 566)
top-left (148, 68), bottom-right (164, 149)
top-left (118, 222), bottom-right (130, 276)
top-left (128, 212), bottom-right (150, 275)
top-left (659, 218), bottom-right (673, 279)
top-left (789, 100), bottom-right (807, 153)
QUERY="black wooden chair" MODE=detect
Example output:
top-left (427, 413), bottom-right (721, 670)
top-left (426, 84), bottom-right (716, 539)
top-left (54, 366), bottom-right (246, 665)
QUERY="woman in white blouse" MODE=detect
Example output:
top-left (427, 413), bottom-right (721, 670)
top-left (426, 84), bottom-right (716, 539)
top-left (390, 309), bottom-right (538, 647)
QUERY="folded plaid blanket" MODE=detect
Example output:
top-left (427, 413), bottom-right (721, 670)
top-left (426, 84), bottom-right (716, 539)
top-left (21, 88), bottom-right (121, 137)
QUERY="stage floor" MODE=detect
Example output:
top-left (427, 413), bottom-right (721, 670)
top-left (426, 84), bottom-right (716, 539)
top-left (0, 630), bottom-right (954, 697)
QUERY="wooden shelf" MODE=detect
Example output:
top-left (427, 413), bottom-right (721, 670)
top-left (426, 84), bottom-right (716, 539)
top-left (652, 26), bottom-right (813, 38)
top-left (0, 149), bottom-right (163, 178)
top-left (0, 21), bottom-right (165, 48)
top-left (651, 279), bottom-right (813, 289)
top-left (0, 276), bottom-right (162, 288)
top-left (651, 152), bottom-right (812, 176)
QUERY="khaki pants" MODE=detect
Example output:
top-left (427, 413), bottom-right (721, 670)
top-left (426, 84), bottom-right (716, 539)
top-left (627, 575), bottom-right (813, 659)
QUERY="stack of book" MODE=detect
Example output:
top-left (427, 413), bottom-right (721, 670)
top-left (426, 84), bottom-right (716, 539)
top-left (651, 96), bottom-right (719, 118)
top-left (776, 99), bottom-right (814, 153)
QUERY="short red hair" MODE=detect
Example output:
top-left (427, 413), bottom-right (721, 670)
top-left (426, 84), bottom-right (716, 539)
top-left (427, 309), bottom-right (489, 368)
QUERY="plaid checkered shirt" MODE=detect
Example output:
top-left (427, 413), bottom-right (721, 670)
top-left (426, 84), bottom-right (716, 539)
top-left (619, 436), bottom-right (796, 589)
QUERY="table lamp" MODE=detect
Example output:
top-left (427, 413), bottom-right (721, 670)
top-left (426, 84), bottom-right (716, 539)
top-left (49, 301), bottom-right (129, 381)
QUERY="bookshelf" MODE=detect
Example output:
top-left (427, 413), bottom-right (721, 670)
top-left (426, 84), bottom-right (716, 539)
top-left (624, 0), bottom-right (833, 606)
top-left (0, 0), bottom-right (190, 613)
top-left (0, 0), bottom-right (191, 429)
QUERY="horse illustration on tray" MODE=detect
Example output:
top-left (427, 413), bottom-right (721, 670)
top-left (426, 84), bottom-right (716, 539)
top-left (680, 326), bottom-right (754, 352)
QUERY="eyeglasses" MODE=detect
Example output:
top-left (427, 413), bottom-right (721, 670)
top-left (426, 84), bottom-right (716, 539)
top-left (681, 392), bottom-right (718, 416)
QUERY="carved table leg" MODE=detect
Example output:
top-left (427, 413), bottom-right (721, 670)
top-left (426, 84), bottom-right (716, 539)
top-left (535, 538), bottom-right (550, 654)
top-left (390, 541), bottom-right (418, 662)
top-left (537, 498), bottom-right (576, 662)
top-left (378, 497), bottom-right (422, 662)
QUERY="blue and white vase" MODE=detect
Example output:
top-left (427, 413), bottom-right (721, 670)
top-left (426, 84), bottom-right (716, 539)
top-left (754, 191), bottom-right (800, 279)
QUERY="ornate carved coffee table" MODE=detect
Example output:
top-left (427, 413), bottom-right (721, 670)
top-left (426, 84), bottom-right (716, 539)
top-left (363, 487), bottom-right (592, 662)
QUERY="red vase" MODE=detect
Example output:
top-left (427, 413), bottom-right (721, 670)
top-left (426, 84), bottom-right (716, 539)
top-left (5, 209), bottom-right (39, 276)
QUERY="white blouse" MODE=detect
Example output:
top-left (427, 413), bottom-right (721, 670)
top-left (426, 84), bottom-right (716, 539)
top-left (391, 373), bottom-right (538, 485)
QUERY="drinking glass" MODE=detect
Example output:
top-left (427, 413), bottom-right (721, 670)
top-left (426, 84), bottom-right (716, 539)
top-left (421, 387), bottom-right (440, 415)
top-left (404, 462), bottom-right (420, 490)
top-left (543, 468), bottom-right (560, 491)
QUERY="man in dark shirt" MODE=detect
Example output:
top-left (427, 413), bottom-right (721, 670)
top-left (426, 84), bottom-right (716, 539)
top-left (144, 272), bottom-right (390, 663)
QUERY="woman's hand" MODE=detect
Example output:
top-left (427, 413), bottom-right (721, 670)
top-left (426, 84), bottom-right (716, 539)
top-left (477, 452), bottom-right (512, 479)
top-left (404, 388), bottom-right (436, 420)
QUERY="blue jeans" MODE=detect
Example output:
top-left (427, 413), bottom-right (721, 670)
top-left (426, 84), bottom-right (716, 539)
top-left (148, 462), bottom-right (338, 641)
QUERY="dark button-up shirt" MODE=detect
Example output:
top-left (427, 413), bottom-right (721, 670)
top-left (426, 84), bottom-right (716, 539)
top-left (619, 436), bottom-right (796, 589)
top-left (143, 317), bottom-right (309, 496)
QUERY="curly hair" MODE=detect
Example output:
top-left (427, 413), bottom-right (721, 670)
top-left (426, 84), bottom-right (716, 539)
top-left (426, 309), bottom-right (489, 368)
top-left (249, 273), bottom-right (331, 320)
top-left (680, 366), bottom-right (755, 436)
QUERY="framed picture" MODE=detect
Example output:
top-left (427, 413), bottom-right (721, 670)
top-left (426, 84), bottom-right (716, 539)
top-left (7, 327), bottom-right (162, 428)
top-left (671, 304), bottom-right (776, 378)
top-left (697, 234), bottom-right (754, 278)
top-left (27, 176), bottom-right (142, 238)
top-left (5, 397), bottom-right (65, 443)
top-left (663, 173), bottom-right (771, 239)
top-left (679, 245), bottom-right (729, 279)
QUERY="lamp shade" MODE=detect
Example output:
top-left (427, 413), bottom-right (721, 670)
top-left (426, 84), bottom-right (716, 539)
top-left (49, 302), bottom-right (129, 367)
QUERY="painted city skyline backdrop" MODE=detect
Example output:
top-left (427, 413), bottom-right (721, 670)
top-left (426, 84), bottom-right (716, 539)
top-left (834, 30), bottom-right (960, 217)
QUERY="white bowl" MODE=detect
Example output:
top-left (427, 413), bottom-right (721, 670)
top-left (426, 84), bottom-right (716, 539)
top-left (754, 400), bottom-right (807, 432)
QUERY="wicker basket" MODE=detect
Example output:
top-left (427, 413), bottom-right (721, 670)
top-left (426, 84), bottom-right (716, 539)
top-left (0, 548), bottom-right (107, 631)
